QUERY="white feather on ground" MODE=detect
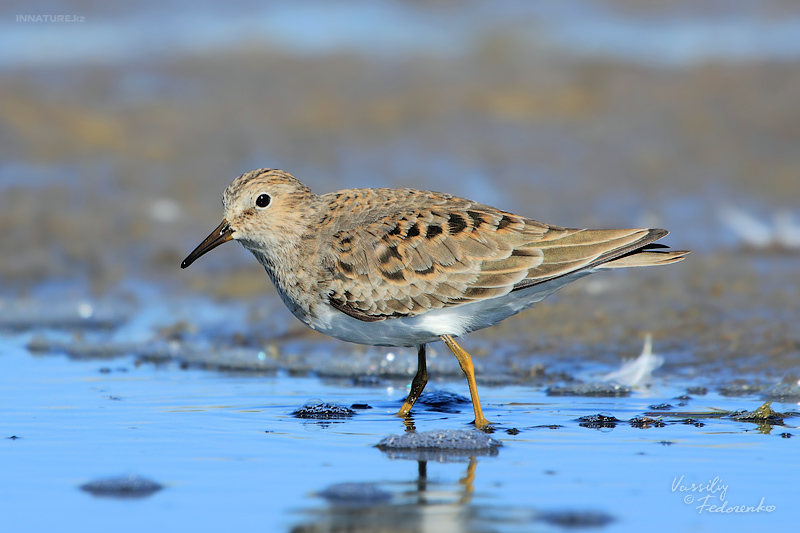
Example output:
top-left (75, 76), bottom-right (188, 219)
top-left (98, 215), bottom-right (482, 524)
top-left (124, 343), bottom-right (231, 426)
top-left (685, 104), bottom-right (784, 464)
top-left (602, 334), bottom-right (664, 387)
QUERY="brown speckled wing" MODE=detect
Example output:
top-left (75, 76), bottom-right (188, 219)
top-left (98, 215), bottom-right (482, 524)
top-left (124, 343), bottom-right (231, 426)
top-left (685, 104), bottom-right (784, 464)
top-left (318, 189), bottom-right (668, 321)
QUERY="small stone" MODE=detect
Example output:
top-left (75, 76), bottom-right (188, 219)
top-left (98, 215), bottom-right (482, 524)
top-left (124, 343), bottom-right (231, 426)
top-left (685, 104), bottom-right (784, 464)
top-left (292, 400), bottom-right (355, 419)
top-left (546, 383), bottom-right (631, 397)
top-left (317, 483), bottom-right (392, 506)
top-left (731, 401), bottom-right (785, 424)
top-left (416, 390), bottom-right (470, 406)
top-left (377, 429), bottom-right (501, 451)
top-left (577, 414), bottom-right (619, 429)
top-left (629, 416), bottom-right (665, 428)
top-left (538, 510), bottom-right (614, 528)
top-left (80, 475), bottom-right (163, 499)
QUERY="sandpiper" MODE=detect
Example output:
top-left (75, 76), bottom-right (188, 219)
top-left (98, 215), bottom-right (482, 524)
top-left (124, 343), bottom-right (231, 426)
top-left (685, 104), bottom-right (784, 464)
top-left (181, 169), bottom-right (688, 428)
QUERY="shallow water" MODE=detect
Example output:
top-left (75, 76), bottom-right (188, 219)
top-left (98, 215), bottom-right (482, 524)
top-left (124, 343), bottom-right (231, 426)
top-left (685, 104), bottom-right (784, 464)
top-left (2, 323), bottom-right (796, 532)
top-left (2, 1), bottom-right (800, 531)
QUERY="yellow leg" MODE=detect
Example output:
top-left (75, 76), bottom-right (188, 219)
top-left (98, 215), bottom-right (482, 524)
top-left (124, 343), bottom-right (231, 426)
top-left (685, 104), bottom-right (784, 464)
top-left (458, 458), bottom-right (478, 504)
top-left (397, 345), bottom-right (428, 418)
top-left (441, 335), bottom-right (490, 428)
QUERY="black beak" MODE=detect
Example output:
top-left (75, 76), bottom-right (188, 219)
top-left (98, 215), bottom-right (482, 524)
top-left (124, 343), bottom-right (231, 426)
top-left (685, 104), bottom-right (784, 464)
top-left (181, 220), bottom-right (234, 269)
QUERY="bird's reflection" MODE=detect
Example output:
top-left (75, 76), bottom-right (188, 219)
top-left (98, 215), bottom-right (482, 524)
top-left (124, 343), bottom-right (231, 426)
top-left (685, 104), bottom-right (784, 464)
top-left (291, 442), bottom-right (495, 532)
top-left (290, 429), bottom-right (614, 533)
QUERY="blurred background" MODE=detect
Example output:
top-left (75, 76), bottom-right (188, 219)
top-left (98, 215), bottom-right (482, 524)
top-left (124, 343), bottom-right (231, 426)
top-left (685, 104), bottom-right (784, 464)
top-left (2, 0), bottom-right (799, 366)
top-left (2, 2), bottom-right (800, 532)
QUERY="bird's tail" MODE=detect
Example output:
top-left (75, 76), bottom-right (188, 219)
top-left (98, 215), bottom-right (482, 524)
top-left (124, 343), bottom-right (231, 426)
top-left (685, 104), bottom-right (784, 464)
top-left (595, 241), bottom-right (689, 269)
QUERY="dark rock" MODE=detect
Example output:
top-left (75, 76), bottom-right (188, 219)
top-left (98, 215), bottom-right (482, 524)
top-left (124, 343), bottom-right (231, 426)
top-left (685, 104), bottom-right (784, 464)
top-left (292, 400), bottom-right (355, 419)
top-left (80, 475), bottom-right (163, 499)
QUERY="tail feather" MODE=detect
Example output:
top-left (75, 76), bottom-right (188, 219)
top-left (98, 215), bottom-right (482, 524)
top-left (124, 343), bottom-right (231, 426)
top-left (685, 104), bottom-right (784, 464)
top-left (596, 237), bottom-right (689, 268)
top-left (597, 249), bottom-right (689, 268)
top-left (511, 227), bottom-right (688, 292)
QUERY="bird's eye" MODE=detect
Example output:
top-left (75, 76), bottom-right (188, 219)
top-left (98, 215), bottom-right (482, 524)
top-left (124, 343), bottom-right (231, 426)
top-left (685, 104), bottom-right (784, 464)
top-left (255, 193), bottom-right (271, 208)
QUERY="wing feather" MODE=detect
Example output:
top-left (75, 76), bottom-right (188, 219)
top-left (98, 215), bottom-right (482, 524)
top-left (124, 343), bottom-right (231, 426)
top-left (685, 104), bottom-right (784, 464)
top-left (318, 189), bottom-right (684, 321)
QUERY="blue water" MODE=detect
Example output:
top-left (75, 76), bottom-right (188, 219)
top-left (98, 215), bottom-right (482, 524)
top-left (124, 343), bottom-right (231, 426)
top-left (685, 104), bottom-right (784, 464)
top-left (1, 329), bottom-right (796, 532)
